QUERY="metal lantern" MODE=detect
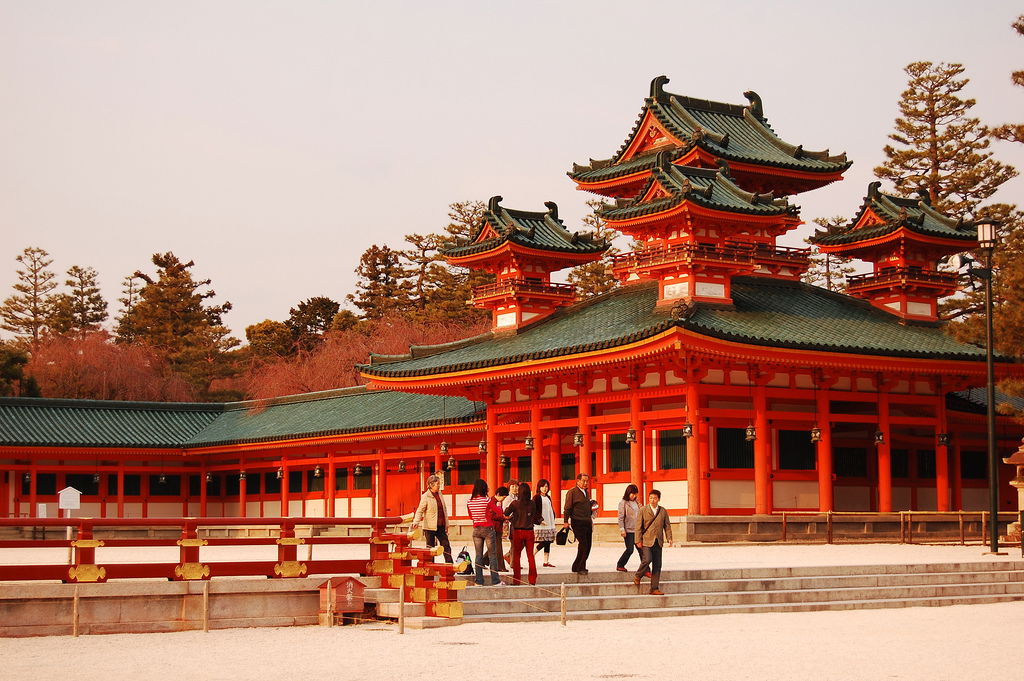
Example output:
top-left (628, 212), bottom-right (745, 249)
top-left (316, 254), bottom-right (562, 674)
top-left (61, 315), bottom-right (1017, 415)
top-left (810, 426), bottom-right (822, 443)
top-left (937, 433), bottom-right (950, 446)
top-left (92, 472), bottom-right (101, 484)
top-left (625, 427), bottom-right (637, 444)
top-left (478, 440), bottom-right (487, 455)
top-left (23, 472), bottom-right (30, 483)
top-left (276, 467), bottom-right (283, 479)
top-left (874, 429), bottom-right (885, 446)
top-left (524, 435), bottom-right (535, 451)
top-left (573, 431), bottom-right (585, 447)
top-left (745, 424), bottom-right (756, 442)
top-left (499, 454), bottom-right (510, 468)
top-left (439, 441), bottom-right (449, 455)
top-left (313, 465), bottom-right (322, 478)
top-left (238, 471), bottom-right (246, 481)
top-left (354, 463), bottom-right (364, 477)
top-left (398, 459), bottom-right (406, 473)
top-left (446, 455), bottom-right (456, 471)
top-left (159, 473), bottom-right (167, 485)
top-left (682, 423), bottom-right (694, 439)
top-left (205, 472), bottom-right (212, 483)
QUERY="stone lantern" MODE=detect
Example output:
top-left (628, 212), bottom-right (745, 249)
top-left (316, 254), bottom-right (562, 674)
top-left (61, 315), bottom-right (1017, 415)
top-left (1003, 439), bottom-right (1024, 543)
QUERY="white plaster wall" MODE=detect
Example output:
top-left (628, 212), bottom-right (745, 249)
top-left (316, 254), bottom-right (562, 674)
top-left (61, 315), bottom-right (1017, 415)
top-left (222, 503), bottom-right (239, 516)
top-left (303, 500), bottom-right (325, 518)
top-left (245, 501), bottom-right (262, 517)
top-left (772, 481), bottom-right (818, 509)
top-left (288, 500), bottom-right (304, 517)
top-left (264, 501), bottom-right (283, 517)
top-left (710, 480), bottom-right (755, 509)
top-left (834, 486), bottom-right (871, 511)
top-left (892, 487), bottom-right (912, 511)
top-left (962, 488), bottom-right (988, 511)
top-left (917, 488), bottom-right (938, 510)
top-left (350, 497), bottom-right (372, 517)
top-left (147, 502), bottom-right (181, 518)
top-left (454, 494), bottom-right (470, 517)
top-left (603, 483), bottom-right (628, 511)
top-left (655, 480), bottom-right (687, 510)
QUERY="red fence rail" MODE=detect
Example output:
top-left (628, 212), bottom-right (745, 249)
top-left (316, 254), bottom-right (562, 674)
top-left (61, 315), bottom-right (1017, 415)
top-left (0, 516), bottom-right (401, 583)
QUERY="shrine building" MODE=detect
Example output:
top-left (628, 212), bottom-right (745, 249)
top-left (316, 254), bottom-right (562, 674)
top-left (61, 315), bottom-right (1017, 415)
top-left (1, 76), bottom-right (1021, 529)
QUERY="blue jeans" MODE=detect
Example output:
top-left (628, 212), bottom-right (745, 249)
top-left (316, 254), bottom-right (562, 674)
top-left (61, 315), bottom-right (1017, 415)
top-left (473, 526), bottom-right (500, 585)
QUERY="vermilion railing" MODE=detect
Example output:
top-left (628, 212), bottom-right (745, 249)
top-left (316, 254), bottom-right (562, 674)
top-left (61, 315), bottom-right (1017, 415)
top-left (611, 242), bottom-right (810, 270)
top-left (0, 516), bottom-right (400, 583)
top-left (471, 279), bottom-right (575, 299)
top-left (846, 267), bottom-right (958, 290)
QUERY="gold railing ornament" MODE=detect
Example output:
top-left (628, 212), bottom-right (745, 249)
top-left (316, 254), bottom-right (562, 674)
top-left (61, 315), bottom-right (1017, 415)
top-left (273, 561), bottom-right (308, 578)
top-left (70, 539), bottom-right (105, 548)
top-left (68, 564), bottom-right (107, 583)
top-left (176, 538), bottom-right (209, 547)
top-left (174, 562), bottom-right (211, 580)
top-left (276, 537), bottom-right (305, 546)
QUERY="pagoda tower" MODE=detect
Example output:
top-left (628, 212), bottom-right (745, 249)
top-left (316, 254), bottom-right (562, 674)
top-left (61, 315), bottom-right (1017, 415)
top-left (442, 196), bottom-right (608, 330)
top-left (812, 182), bottom-right (977, 322)
top-left (599, 156), bottom-right (805, 305)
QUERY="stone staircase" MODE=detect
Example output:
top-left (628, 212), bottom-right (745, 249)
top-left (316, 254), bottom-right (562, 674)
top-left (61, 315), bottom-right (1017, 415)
top-left (459, 561), bottom-right (1024, 623)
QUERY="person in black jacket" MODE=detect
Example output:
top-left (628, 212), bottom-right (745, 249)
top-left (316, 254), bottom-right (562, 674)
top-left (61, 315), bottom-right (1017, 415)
top-left (504, 482), bottom-right (541, 585)
top-left (562, 473), bottom-right (594, 574)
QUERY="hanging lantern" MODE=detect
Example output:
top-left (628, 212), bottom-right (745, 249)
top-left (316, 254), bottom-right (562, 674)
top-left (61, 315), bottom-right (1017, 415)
top-left (238, 471), bottom-right (246, 481)
top-left (874, 429), bottom-right (885, 446)
top-left (313, 465), bottom-right (322, 478)
top-left (524, 435), bottom-right (535, 451)
top-left (92, 472), bottom-right (101, 484)
top-left (276, 467), bottom-right (283, 480)
top-left (810, 426), bottom-right (822, 443)
top-left (573, 431), bottom-right (585, 448)
top-left (398, 459), bottom-right (407, 473)
top-left (205, 472), bottom-right (213, 483)
top-left (23, 472), bottom-right (30, 483)
top-left (499, 455), bottom-right (510, 468)
top-left (745, 424), bottom-right (757, 442)
top-left (682, 423), bottom-right (694, 439)
top-left (625, 427), bottom-right (637, 444)
top-left (446, 455), bottom-right (456, 471)
top-left (439, 441), bottom-right (449, 455)
top-left (159, 473), bottom-right (167, 485)
top-left (478, 440), bottom-right (487, 455)
top-left (354, 463), bottom-right (364, 477)
top-left (937, 433), bottom-right (950, 446)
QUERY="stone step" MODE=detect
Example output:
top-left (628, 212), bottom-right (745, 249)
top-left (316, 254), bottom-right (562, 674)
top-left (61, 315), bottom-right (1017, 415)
top-left (462, 580), bottom-right (1024, 615)
top-left (459, 569), bottom-right (1024, 601)
top-left (464, 592), bottom-right (1024, 623)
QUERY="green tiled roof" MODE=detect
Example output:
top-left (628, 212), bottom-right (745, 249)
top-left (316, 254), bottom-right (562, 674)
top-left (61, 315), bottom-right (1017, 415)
top-left (0, 389), bottom-right (483, 449)
top-left (362, 277), bottom-right (993, 378)
top-left (443, 196), bottom-right (608, 258)
top-left (0, 398), bottom-right (222, 448)
top-left (570, 76), bottom-right (851, 183)
top-left (813, 182), bottom-right (978, 246)
top-left (186, 388), bottom-right (482, 447)
top-left (599, 161), bottom-right (796, 221)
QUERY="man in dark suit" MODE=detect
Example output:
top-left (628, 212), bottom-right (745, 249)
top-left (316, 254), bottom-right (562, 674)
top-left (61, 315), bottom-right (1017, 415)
top-left (562, 473), bottom-right (594, 574)
top-left (633, 489), bottom-right (672, 595)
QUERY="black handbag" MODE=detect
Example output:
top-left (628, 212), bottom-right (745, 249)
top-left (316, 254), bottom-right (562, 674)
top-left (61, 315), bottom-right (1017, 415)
top-left (555, 526), bottom-right (574, 546)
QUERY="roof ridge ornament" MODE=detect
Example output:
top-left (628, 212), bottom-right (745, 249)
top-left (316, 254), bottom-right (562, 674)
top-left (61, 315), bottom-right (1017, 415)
top-left (915, 187), bottom-right (932, 206)
top-left (867, 181), bottom-right (882, 200)
top-left (650, 74), bottom-right (670, 101)
top-left (716, 158), bottom-right (733, 180)
top-left (743, 90), bottom-right (764, 119)
top-left (544, 201), bottom-right (559, 220)
top-left (488, 195), bottom-right (503, 214)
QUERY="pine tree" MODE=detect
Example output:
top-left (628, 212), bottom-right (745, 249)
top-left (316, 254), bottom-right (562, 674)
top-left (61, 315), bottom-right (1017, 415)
top-left (287, 297), bottom-right (340, 349)
top-left (48, 265), bottom-right (108, 336)
top-left (245, 320), bottom-right (295, 359)
top-left (0, 341), bottom-right (29, 396)
top-left (115, 274), bottom-right (142, 343)
top-left (0, 247), bottom-right (58, 347)
top-left (992, 16), bottom-right (1024, 144)
top-left (802, 217), bottom-right (858, 292)
top-left (423, 200), bottom-right (491, 323)
top-left (400, 232), bottom-right (444, 320)
top-left (347, 245), bottom-right (412, 319)
top-left (567, 199), bottom-right (619, 298)
top-left (874, 61), bottom-right (1017, 217)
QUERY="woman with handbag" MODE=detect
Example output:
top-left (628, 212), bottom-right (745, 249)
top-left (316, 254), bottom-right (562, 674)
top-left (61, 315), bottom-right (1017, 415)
top-left (616, 484), bottom-right (641, 572)
top-left (532, 479), bottom-right (557, 567)
top-left (466, 479), bottom-right (504, 586)
top-left (505, 482), bottom-right (541, 585)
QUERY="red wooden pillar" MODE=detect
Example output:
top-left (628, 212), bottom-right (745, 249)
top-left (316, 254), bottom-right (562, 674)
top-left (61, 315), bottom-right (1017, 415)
top-left (0, 469), bottom-right (8, 518)
top-left (817, 388), bottom-right (834, 512)
top-left (280, 463), bottom-right (289, 518)
top-left (686, 380), bottom-right (701, 515)
top-left (376, 450), bottom-right (386, 517)
top-left (199, 466), bottom-right (208, 518)
top-left (28, 468), bottom-right (36, 517)
top-left (434, 444), bottom-right (443, 484)
top-left (951, 442), bottom-right (963, 510)
top-left (326, 456), bottom-right (336, 518)
top-left (548, 431), bottom-right (561, 516)
top-left (530, 404), bottom-right (543, 487)
top-left (877, 390), bottom-right (893, 513)
top-left (116, 464), bottom-right (125, 518)
top-left (141, 470), bottom-right (149, 519)
top-left (629, 391), bottom-right (642, 491)
top-left (578, 400), bottom-right (591, 477)
top-left (935, 395), bottom-right (951, 512)
top-left (485, 408), bottom-right (498, 493)
top-left (753, 384), bottom-right (772, 514)
top-left (238, 469), bottom-right (248, 519)
top-left (698, 418), bottom-right (711, 515)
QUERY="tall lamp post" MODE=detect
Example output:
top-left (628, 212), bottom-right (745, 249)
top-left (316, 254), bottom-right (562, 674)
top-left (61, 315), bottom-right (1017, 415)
top-left (976, 220), bottom-right (1001, 553)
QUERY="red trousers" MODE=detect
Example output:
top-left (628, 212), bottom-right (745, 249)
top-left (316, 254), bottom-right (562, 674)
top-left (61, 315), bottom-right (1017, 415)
top-left (510, 528), bottom-right (537, 585)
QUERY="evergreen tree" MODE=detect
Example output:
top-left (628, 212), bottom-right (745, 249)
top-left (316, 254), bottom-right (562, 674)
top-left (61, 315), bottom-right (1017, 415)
top-left (802, 217), bottom-right (858, 292)
top-left (48, 265), bottom-right (108, 336)
top-left (567, 199), bottom-right (620, 298)
top-left (992, 16), bottom-right (1024, 144)
top-left (0, 247), bottom-right (57, 347)
top-left (347, 245), bottom-right (412, 319)
top-left (287, 296), bottom-right (340, 349)
top-left (245, 320), bottom-right (295, 359)
top-left (400, 232), bottom-right (443, 320)
top-left (127, 252), bottom-right (238, 397)
top-left (423, 200), bottom-right (491, 323)
top-left (0, 341), bottom-right (30, 396)
top-left (115, 274), bottom-right (142, 343)
top-left (874, 61), bottom-right (1016, 217)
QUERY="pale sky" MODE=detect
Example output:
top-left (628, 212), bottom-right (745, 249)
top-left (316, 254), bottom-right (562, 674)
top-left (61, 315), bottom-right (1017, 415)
top-left (2, 1), bottom-right (1022, 340)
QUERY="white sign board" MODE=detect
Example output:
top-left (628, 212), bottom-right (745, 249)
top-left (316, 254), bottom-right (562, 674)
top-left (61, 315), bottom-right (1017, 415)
top-left (58, 486), bottom-right (82, 511)
top-left (36, 503), bottom-right (47, 518)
